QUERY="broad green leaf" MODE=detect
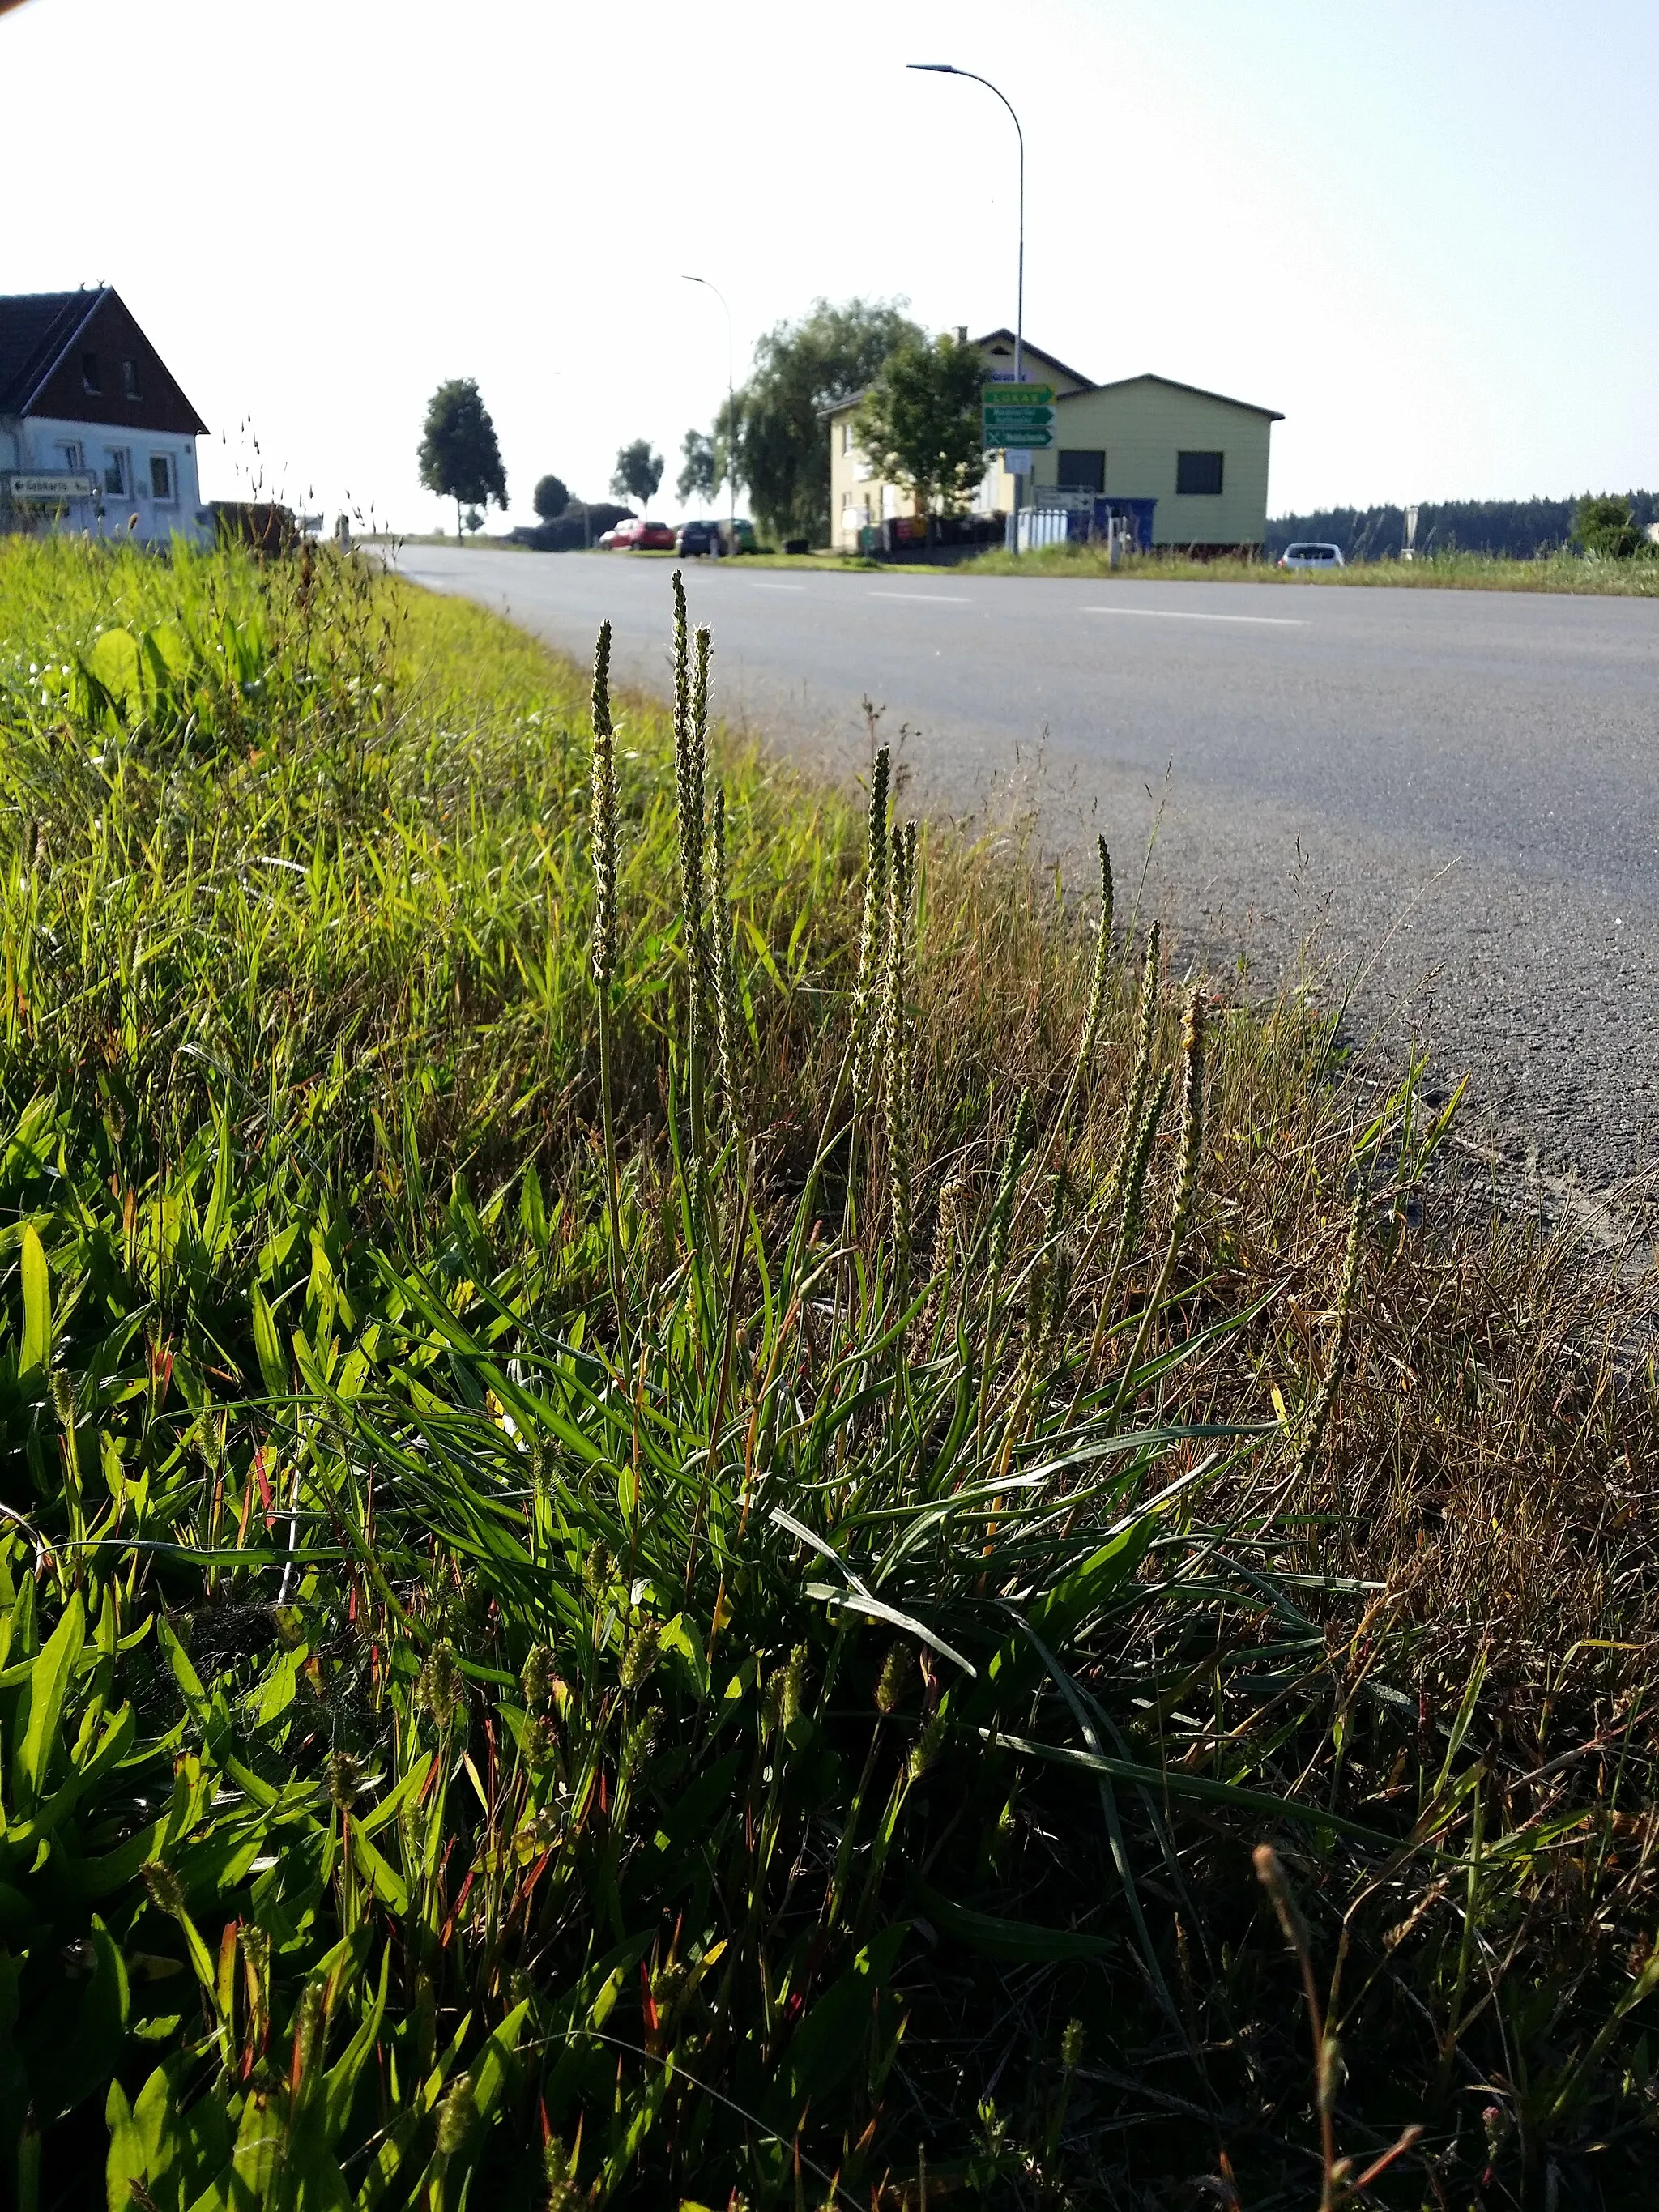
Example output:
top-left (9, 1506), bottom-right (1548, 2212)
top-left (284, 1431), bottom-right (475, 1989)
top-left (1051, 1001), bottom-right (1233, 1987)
top-left (17, 1225), bottom-right (49, 1380)
top-left (14, 1592), bottom-right (83, 1810)
top-left (250, 1283), bottom-right (288, 1400)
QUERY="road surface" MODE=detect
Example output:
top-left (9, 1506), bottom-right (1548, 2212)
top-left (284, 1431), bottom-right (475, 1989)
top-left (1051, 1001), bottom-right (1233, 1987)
top-left (388, 546), bottom-right (1657, 1200)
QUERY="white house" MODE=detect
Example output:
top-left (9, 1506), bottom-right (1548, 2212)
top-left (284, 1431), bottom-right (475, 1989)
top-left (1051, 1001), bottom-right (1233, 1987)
top-left (0, 288), bottom-right (211, 547)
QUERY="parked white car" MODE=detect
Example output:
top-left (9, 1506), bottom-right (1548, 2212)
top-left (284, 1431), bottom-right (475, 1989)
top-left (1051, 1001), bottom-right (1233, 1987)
top-left (1277, 542), bottom-right (1346, 569)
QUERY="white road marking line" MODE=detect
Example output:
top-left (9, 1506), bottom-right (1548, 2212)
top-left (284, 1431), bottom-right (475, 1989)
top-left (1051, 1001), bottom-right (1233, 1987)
top-left (742, 579), bottom-right (807, 591)
top-left (1082, 604), bottom-right (1307, 627)
top-left (868, 590), bottom-right (971, 603)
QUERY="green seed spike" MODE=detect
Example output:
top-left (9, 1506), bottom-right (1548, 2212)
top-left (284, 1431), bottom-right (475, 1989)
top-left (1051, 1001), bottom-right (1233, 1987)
top-left (589, 621), bottom-right (618, 989)
top-left (1076, 834), bottom-right (1114, 1079)
top-left (851, 744), bottom-right (890, 1102)
top-left (1168, 985), bottom-right (1206, 1249)
top-left (883, 821), bottom-right (916, 1273)
top-left (1104, 921), bottom-right (1162, 1225)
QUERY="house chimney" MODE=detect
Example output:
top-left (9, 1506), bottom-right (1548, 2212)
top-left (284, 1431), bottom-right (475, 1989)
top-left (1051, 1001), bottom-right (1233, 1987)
top-left (957, 325), bottom-right (967, 345)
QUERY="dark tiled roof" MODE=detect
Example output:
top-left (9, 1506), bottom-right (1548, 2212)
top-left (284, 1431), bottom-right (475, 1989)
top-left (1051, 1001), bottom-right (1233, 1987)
top-left (0, 289), bottom-right (105, 413)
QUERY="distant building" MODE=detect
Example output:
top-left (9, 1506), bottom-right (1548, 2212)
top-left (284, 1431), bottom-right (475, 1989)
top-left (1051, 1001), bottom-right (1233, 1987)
top-left (824, 329), bottom-right (1282, 556)
top-left (0, 288), bottom-right (211, 545)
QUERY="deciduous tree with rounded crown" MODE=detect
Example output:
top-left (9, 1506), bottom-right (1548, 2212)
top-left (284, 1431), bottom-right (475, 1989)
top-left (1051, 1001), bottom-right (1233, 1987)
top-left (417, 379), bottom-right (507, 542)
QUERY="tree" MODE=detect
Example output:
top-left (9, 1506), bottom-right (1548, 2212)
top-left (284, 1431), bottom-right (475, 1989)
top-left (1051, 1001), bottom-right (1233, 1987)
top-left (417, 379), bottom-right (508, 543)
top-left (533, 474), bottom-right (570, 522)
top-left (610, 440), bottom-right (664, 513)
top-left (1575, 493), bottom-right (1643, 560)
top-left (723, 298), bottom-right (923, 544)
top-left (676, 429), bottom-right (718, 507)
top-left (463, 508), bottom-right (484, 536)
top-left (852, 332), bottom-right (987, 520)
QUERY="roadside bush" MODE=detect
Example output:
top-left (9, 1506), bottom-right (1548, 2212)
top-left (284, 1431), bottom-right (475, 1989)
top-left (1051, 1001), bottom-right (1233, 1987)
top-left (1574, 492), bottom-right (1645, 558)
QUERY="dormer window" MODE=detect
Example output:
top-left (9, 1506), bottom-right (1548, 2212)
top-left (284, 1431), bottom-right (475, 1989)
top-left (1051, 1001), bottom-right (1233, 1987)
top-left (81, 351), bottom-right (100, 394)
top-left (122, 358), bottom-right (142, 400)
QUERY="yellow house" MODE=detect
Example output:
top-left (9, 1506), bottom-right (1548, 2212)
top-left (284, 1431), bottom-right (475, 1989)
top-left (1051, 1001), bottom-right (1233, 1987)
top-left (824, 329), bottom-right (1093, 550)
top-left (1034, 374), bottom-right (1282, 552)
top-left (824, 331), bottom-right (1281, 554)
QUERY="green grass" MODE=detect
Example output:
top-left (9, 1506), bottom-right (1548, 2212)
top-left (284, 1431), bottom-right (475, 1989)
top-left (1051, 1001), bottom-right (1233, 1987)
top-left (0, 535), bottom-right (1655, 2210)
top-left (962, 540), bottom-right (1659, 594)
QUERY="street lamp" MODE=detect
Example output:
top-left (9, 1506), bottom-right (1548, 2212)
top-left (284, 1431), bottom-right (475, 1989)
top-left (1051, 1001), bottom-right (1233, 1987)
top-left (907, 62), bottom-right (1026, 552)
top-left (682, 274), bottom-right (736, 554)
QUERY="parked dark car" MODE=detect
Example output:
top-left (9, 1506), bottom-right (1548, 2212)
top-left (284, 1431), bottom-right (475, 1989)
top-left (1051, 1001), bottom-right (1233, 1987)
top-left (676, 519), bottom-right (719, 556)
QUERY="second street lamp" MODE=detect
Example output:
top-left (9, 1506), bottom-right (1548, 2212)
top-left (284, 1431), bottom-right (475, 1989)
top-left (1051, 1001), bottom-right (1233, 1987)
top-left (907, 61), bottom-right (1026, 554)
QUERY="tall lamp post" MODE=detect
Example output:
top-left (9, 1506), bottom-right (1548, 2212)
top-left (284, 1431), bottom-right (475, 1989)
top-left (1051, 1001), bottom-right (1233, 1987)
top-left (682, 273), bottom-right (736, 553)
top-left (906, 62), bottom-right (1025, 554)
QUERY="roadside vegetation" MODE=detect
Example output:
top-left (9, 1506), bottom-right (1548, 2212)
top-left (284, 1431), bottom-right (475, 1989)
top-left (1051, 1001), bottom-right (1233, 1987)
top-left (0, 535), bottom-right (1655, 2209)
top-left (961, 540), bottom-right (1659, 595)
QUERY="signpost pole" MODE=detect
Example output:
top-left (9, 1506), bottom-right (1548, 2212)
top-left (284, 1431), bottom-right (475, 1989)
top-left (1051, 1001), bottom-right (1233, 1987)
top-left (907, 62), bottom-right (1027, 554)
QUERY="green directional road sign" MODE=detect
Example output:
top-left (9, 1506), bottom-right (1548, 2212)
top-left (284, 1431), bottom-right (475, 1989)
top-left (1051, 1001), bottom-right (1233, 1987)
top-left (983, 382), bottom-right (1057, 449)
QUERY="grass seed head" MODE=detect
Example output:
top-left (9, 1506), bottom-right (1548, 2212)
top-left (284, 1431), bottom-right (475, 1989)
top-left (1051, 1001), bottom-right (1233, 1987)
top-left (882, 820), bottom-right (917, 1268)
top-left (624, 1706), bottom-right (660, 1775)
top-left (326, 1749), bottom-right (365, 1812)
top-left (589, 620), bottom-right (618, 990)
top-left (436, 2070), bottom-right (476, 2157)
top-left (909, 1710), bottom-right (947, 1780)
top-left (141, 1858), bottom-right (186, 1917)
top-left (48, 1367), bottom-right (75, 1427)
top-left (1171, 985), bottom-right (1207, 1242)
top-left (876, 1639), bottom-right (911, 1715)
top-left (619, 1620), bottom-right (660, 1691)
top-left (416, 1637), bottom-right (463, 1726)
top-left (850, 744), bottom-right (891, 1101)
top-left (522, 1643), bottom-right (556, 1707)
top-left (1076, 833), bottom-right (1114, 1078)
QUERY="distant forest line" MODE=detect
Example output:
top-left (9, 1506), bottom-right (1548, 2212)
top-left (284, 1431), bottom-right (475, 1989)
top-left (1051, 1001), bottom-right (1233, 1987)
top-left (1264, 492), bottom-right (1659, 561)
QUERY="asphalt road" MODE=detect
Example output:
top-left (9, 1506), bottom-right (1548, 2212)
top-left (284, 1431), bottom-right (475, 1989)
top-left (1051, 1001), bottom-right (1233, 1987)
top-left (389, 545), bottom-right (1658, 1200)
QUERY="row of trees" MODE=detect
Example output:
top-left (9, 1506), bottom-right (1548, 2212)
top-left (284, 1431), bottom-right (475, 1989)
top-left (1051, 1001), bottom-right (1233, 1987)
top-left (1265, 489), bottom-right (1659, 563)
top-left (417, 302), bottom-right (992, 546)
top-left (416, 383), bottom-right (671, 539)
top-left (682, 299), bottom-right (987, 544)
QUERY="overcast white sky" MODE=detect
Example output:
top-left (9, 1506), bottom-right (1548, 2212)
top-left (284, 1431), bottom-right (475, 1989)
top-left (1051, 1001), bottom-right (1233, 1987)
top-left (4, 0), bottom-right (1655, 530)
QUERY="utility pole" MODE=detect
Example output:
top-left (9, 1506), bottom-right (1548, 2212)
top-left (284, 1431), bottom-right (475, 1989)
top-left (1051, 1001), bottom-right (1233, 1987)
top-left (907, 63), bottom-right (1026, 555)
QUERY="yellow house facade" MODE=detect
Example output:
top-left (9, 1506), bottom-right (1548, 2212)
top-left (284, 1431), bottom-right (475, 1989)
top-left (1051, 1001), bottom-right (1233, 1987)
top-left (825, 331), bottom-right (1281, 554)
top-left (1034, 375), bottom-right (1282, 551)
top-left (825, 330), bottom-right (1092, 549)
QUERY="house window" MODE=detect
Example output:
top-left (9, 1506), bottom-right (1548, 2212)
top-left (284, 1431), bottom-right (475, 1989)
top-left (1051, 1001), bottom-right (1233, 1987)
top-left (103, 450), bottom-right (130, 497)
top-left (1176, 450), bottom-right (1224, 496)
top-left (149, 454), bottom-right (174, 501)
top-left (1057, 450), bottom-right (1105, 493)
top-left (56, 441), bottom-right (84, 471)
top-left (82, 351), bottom-right (100, 394)
top-left (122, 358), bottom-right (143, 400)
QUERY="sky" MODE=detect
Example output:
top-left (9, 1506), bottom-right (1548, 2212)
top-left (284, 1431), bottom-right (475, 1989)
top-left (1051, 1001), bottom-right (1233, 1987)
top-left (3, 0), bottom-right (1656, 531)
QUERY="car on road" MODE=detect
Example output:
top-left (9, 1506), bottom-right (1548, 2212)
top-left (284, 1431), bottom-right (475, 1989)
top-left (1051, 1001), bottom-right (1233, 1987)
top-left (1277, 542), bottom-right (1346, 570)
top-left (603, 518), bottom-right (676, 552)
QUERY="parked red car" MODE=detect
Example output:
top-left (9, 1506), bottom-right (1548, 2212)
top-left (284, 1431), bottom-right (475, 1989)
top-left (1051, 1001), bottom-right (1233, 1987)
top-left (603, 518), bottom-right (675, 551)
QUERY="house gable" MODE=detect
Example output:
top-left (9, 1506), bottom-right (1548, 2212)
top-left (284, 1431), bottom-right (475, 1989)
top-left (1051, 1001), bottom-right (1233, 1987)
top-left (0, 288), bottom-right (207, 437)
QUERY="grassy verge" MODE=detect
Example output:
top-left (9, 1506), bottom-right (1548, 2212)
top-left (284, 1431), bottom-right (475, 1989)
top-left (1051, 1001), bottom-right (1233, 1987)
top-left (961, 542), bottom-right (1659, 595)
top-left (0, 537), bottom-right (1655, 2210)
